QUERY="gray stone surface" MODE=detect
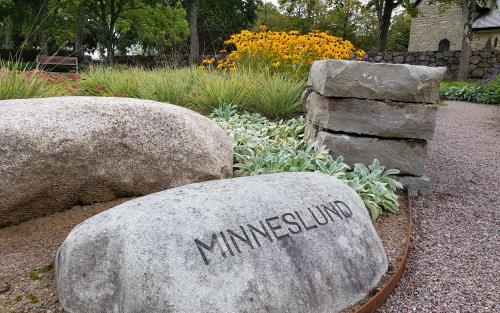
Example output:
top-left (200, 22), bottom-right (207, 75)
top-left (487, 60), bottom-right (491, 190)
top-left (56, 172), bottom-right (388, 313)
top-left (305, 91), bottom-right (437, 140)
top-left (304, 120), bottom-right (318, 139)
top-left (315, 132), bottom-right (427, 176)
top-left (397, 175), bottom-right (431, 197)
top-left (0, 97), bottom-right (233, 226)
top-left (308, 60), bottom-right (446, 103)
top-left (408, 0), bottom-right (465, 51)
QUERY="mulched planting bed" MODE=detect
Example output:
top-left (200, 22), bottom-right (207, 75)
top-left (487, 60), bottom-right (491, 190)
top-left (0, 194), bottom-right (410, 313)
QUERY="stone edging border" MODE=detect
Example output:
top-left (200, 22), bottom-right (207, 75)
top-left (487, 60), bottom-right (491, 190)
top-left (354, 190), bottom-right (413, 313)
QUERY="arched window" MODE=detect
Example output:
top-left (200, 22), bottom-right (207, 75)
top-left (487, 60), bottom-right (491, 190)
top-left (494, 37), bottom-right (498, 49)
top-left (438, 39), bottom-right (450, 51)
top-left (485, 38), bottom-right (493, 51)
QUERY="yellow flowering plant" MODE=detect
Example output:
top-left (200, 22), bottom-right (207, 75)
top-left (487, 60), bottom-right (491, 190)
top-left (205, 25), bottom-right (365, 76)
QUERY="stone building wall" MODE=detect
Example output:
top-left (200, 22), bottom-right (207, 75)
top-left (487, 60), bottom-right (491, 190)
top-left (364, 50), bottom-right (500, 79)
top-left (408, 0), bottom-right (466, 52)
top-left (473, 30), bottom-right (500, 50)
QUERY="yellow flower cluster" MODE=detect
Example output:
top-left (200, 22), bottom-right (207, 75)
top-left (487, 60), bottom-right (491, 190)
top-left (209, 26), bottom-right (366, 73)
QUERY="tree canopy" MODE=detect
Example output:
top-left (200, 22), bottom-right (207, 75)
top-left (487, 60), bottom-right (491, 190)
top-left (0, 0), bottom-right (414, 63)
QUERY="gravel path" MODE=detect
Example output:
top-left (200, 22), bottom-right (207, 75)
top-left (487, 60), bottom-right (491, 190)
top-left (380, 101), bottom-right (500, 312)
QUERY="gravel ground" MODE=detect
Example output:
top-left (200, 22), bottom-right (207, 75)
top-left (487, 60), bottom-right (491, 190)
top-left (0, 100), bottom-right (497, 313)
top-left (379, 101), bottom-right (500, 312)
top-left (0, 199), bottom-right (129, 313)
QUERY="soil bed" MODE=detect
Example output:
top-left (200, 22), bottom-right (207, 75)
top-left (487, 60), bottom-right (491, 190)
top-left (0, 195), bottom-right (410, 313)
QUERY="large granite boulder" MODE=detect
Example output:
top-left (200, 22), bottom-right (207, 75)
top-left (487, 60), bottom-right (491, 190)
top-left (305, 91), bottom-right (437, 140)
top-left (0, 97), bottom-right (233, 226)
top-left (308, 60), bottom-right (446, 103)
top-left (56, 172), bottom-right (388, 313)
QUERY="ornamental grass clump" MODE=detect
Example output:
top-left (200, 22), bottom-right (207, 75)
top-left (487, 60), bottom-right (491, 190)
top-left (187, 68), bottom-right (304, 118)
top-left (204, 25), bottom-right (365, 76)
top-left (0, 62), bottom-right (78, 100)
top-left (79, 66), bottom-right (304, 119)
top-left (211, 104), bottom-right (402, 220)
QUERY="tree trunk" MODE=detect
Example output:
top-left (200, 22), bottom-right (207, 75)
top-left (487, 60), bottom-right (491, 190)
top-left (97, 0), bottom-right (116, 64)
top-left (75, 3), bottom-right (86, 61)
top-left (98, 0), bottom-right (108, 62)
top-left (107, 0), bottom-right (117, 64)
top-left (377, 0), bottom-right (393, 52)
top-left (457, 37), bottom-right (471, 81)
top-left (106, 34), bottom-right (115, 64)
top-left (457, 0), bottom-right (475, 81)
top-left (188, 0), bottom-right (199, 65)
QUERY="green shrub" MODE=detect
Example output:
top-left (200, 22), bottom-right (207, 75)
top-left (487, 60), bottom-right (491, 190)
top-left (440, 76), bottom-right (500, 105)
top-left (211, 104), bottom-right (402, 220)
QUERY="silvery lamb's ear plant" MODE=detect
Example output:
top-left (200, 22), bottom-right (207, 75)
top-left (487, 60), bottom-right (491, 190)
top-left (345, 161), bottom-right (402, 221)
top-left (211, 105), bottom-right (403, 220)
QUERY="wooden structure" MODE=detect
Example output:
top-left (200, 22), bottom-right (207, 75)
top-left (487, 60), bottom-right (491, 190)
top-left (36, 55), bottom-right (78, 72)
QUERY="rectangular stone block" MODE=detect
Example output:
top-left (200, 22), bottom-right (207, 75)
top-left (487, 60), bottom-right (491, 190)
top-left (308, 60), bottom-right (446, 103)
top-left (315, 132), bottom-right (427, 176)
top-left (397, 175), bottom-right (431, 197)
top-left (305, 91), bottom-right (437, 140)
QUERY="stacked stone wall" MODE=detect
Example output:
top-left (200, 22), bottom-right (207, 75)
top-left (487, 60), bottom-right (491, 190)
top-left (364, 50), bottom-right (500, 79)
top-left (306, 60), bottom-right (447, 196)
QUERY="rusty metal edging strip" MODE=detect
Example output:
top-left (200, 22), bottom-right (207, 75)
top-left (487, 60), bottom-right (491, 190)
top-left (354, 191), bottom-right (413, 313)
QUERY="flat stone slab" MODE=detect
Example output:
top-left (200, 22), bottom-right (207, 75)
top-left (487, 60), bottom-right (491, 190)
top-left (56, 172), bottom-right (388, 313)
top-left (305, 91), bottom-right (437, 140)
top-left (397, 175), bottom-right (431, 197)
top-left (308, 60), bottom-right (446, 103)
top-left (315, 132), bottom-right (427, 176)
top-left (0, 97), bottom-right (233, 226)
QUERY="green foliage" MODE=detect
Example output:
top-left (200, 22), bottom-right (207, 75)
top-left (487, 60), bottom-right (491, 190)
top-left (386, 12), bottom-right (412, 52)
top-left (27, 293), bottom-right (38, 303)
top-left (116, 4), bottom-right (189, 55)
top-left (140, 68), bottom-right (199, 105)
top-left (188, 68), bottom-right (304, 117)
top-left (256, 0), bottom-right (380, 51)
top-left (39, 262), bottom-right (54, 273)
top-left (440, 76), bottom-right (500, 104)
top-left (27, 271), bottom-right (39, 281)
top-left (344, 161), bottom-right (401, 220)
top-left (79, 67), bottom-right (304, 119)
top-left (0, 0), bottom-right (189, 59)
top-left (27, 262), bottom-right (54, 281)
top-left (197, 0), bottom-right (260, 52)
top-left (255, 2), bottom-right (299, 31)
top-left (79, 67), bottom-right (145, 98)
top-left (245, 70), bottom-right (304, 118)
top-left (211, 104), bottom-right (402, 220)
